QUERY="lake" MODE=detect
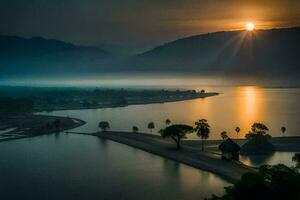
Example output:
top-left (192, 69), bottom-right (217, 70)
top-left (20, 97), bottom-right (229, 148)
top-left (43, 86), bottom-right (300, 140)
top-left (240, 152), bottom-right (298, 168)
top-left (2, 86), bottom-right (300, 199)
top-left (0, 134), bottom-right (228, 200)
top-left (41, 86), bottom-right (300, 168)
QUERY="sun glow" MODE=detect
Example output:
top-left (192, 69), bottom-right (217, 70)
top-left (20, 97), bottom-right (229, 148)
top-left (246, 22), bottom-right (255, 31)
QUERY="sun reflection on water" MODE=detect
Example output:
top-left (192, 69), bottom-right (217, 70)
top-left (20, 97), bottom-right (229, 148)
top-left (44, 86), bottom-right (300, 139)
top-left (243, 86), bottom-right (257, 119)
top-left (237, 86), bottom-right (262, 137)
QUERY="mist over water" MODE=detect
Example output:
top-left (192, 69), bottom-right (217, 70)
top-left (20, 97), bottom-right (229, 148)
top-left (1, 73), bottom-right (300, 88)
top-left (2, 74), bottom-right (300, 138)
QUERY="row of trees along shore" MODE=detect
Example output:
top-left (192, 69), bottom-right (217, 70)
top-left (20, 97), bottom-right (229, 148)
top-left (98, 119), bottom-right (287, 151)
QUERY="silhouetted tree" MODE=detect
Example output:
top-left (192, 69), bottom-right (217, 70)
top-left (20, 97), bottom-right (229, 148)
top-left (241, 122), bottom-right (275, 155)
top-left (98, 121), bottom-right (110, 132)
top-left (132, 126), bottom-right (139, 133)
top-left (148, 122), bottom-right (155, 133)
top-left (195, 119), bottom-right (210, 151)
top-left (235, 126), bottom-right (241, 139)
top-left (246, 122), bottom-right (270, 139)
top-left (281, 126), bottom-right (286, 136)
top-left (165, 119), bottom-right (171, 127)
top-left (160, 124), bottom-right (194, 149)
top-left (220, 131), bottom-right (228, 140)
top-left (252, 123), bottom-right (269, 134)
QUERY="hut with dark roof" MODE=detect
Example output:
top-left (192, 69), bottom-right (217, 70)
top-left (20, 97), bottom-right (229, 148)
top-left (219, 138), bottom-right (241, 161)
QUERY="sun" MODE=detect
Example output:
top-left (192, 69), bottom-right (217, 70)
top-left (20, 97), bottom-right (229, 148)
top-left (246, 22), bottom-right (255, 31)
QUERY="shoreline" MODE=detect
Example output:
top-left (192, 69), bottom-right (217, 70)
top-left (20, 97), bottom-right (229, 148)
top-left (0, 115), bottom-right (86, 142)
top-left (68, 131), bottom-right (254, 183)
top-left (35, 92), bottom-right (219, 112)
top-left (0, 93), bottom-right (217, 142)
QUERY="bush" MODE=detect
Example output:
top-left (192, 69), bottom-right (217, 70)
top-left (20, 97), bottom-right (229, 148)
top-left (132, 126), bottom-right (139, 133)
top-left (207, 164), bottom-right (300, 200)
top-left (98, 121), bottom-right (110, 132)
top-left (241, 134), bottom-right (275, 155)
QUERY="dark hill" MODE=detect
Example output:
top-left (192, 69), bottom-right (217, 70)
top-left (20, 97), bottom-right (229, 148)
top-left (0, 35), bottom-right (117, 76)
top-left (130, 27), bottom-right (300, 77)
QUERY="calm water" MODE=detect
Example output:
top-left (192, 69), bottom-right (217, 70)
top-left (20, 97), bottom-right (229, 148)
top-left (0, 134), bottom-right (228, 200)
top-left (44, 86), bottom-right (300, 140)
top-left (1, 86), bottom-right (299, 199)
top-left (240, 152), bottom-right (298, 167)
top-left (39, 86), bottom-right (300, 168)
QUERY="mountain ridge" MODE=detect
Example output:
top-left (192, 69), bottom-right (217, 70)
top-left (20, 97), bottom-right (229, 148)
top-left (1, 26), bottom-right (300, 77)
top-left (0, 35), bottom-right (115, 76)
top-left (130, 26), bottom-right (300, 76)
top-left (140, 26), bottom-right (300, 54)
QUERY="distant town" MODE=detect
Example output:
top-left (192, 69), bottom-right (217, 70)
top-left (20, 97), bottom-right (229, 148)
top-left (0, 87), bottom-right (218, 111)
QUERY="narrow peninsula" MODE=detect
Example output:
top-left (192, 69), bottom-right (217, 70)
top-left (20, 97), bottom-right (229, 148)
top-left (69, 131), bottom-right (254, 183)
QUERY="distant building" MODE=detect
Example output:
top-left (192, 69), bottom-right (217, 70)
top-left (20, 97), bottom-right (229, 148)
top-left (219, 138), bottom-right (241, 161)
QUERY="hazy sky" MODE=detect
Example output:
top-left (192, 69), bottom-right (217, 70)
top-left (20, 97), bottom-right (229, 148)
top-left (1, 0), bottom-right (300, 53)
